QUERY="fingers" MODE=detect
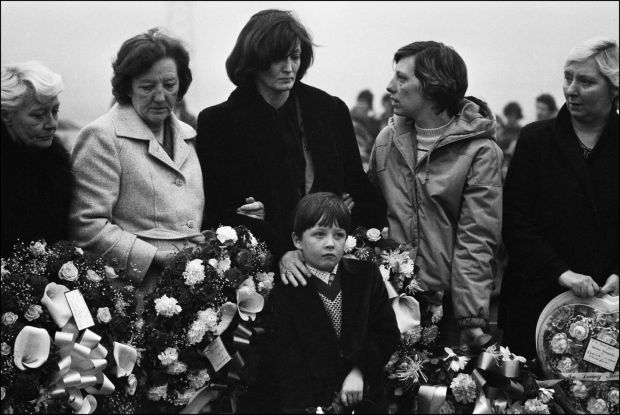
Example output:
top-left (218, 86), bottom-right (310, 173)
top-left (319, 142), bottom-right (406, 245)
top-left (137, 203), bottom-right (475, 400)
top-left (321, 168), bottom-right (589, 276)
top-left (339, 390), bottom-right (362, 407)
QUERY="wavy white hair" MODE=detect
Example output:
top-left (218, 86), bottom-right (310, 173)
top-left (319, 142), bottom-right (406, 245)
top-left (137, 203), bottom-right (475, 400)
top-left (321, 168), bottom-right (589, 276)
top-left (565, 37), bottom-right (619, 91)
top-left (1, 61), bottom-right (63, 113)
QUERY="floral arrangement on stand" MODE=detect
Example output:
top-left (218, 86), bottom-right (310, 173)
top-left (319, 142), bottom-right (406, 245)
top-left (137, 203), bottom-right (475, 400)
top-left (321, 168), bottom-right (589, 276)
top-left (139, 225), bottom-right (274, 413)
top-left (537, 297), bottom-right (619, 414)
top-left (1, 239), bottom-right (140, 414)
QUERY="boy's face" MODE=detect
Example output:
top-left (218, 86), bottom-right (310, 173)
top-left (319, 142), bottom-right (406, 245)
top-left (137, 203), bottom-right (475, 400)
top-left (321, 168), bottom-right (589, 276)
top-left (293, 224), bottom-right (346, 272)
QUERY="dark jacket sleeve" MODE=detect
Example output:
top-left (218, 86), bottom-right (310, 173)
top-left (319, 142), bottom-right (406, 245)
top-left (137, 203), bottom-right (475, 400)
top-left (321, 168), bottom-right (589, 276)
top-left (503, 126), bottom-right (570, 279)
top-left (350, 266), bottom-right (399, 383)
top-left (333, 98), bottom-right (387, 230)
top-left (271, 286), bottom-right (314, 411)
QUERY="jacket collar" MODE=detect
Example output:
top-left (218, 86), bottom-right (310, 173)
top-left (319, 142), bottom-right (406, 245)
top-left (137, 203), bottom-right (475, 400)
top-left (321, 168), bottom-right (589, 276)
top-left (110, 103), bottom-right (196, 173)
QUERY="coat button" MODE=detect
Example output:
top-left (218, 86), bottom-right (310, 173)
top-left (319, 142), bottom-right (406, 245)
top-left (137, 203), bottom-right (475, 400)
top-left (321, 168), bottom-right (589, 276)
top-left (175, 178), bottom-right (183, 187)
top-left (187, 220), bottom-right (195, 229)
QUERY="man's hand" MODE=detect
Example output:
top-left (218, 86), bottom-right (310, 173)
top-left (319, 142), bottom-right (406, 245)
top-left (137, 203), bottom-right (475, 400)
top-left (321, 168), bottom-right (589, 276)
top-left (600, 274), bottom-right (619, 296)
top-left (558, 270), bottom-right (601, 297)
top-left (341, 192), bottom-right (355, 213)
top-left (237, 196), bottom-right (265, 220)
top-left (279, 249), bottom-right (310, 287)
top-left (459, 327), bottom-right (485, 347)
top-left (339, 367), bottom-right (363, 407)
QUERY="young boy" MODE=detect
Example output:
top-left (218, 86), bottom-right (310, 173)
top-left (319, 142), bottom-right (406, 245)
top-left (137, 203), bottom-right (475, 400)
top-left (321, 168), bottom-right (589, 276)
top-left (272, 192), bottom-right (400, 413)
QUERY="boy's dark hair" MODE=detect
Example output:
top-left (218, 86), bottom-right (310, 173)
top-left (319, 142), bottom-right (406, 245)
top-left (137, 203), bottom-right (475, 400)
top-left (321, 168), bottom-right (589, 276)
top-left (394, 41), bottom-right (468, 117)
top-left (292, 192), bottom-right (351, 238)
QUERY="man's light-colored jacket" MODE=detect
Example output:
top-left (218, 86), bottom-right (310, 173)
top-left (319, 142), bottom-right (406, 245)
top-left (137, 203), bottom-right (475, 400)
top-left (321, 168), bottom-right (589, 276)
top-left (69, 104), bottom-right (204, 283)
top-left (368, 99), bottom-right (503, 327)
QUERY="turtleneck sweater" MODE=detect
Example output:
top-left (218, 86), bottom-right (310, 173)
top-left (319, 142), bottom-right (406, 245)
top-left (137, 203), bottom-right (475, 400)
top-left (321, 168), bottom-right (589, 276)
top-left (415, 119), bottom-right (452, 162)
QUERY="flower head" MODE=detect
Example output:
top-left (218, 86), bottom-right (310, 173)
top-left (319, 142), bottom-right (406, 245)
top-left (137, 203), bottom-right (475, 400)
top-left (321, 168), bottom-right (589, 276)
top-left (256, 272), bottom-right (275, 292)
top-left (568, 320), bottom-right (589, 341)
top-left (147, 384), bottom-right (168, 401)
top-left (499, 346), bottom-right (526, 363)
top-left (450, 373), bottom-right (477, 403)
top-left (388, 355), bottom-right (428, 386)
top-left (344, 235), bottom-right (357, 253)
top-left (538, 387), bottom-right (555, 404)
top-left (187, 369), bottom-right (211, 389)
top-left (96, 307), bottom-right (112, 324)
top-left (104, 265), bottom-right (118, 279)
top-left (444, 347), bottom-right (470, 372)
top-left (30, 240), bottom-right (47, 257)
top-left (183, 259), bottom-right (206, 286)
top-left (58, 261), bottom-right (79, 281)
top-left (126, 373), bottom-right (138, 396)
top-left (166, 360), bottom-right (188, 375)
top-left (86, 269), bottom-right (103, 282)
top-left (216, 226), bottom-right (238, 245)
top-left (154, 294), bottom-right (182, 317)
top-left (550, 332), bottom-right (569, 354)
top-left (570, 380), bottom-right (588, 399)
top-left (523, 398), bottom-right (549, 414)
top-left (197, 308), bottom-right (219, 332)
top-left (1, 342), bottom-right (11, 356)
top-left (24, 304), bottom-right (43, 321)
top-left (422, 325), bottom-right (439, 346)
top-left (2, 312), bottom-right (18, 326)
top-left (366, 228), bottom-right (381, 242)
top-left (75, 247), bottom-right (84, 255)
top-left (557, 356), bottom-right (578, 372)
top-left (158, 347), bottom-right (179, 366)
top-left (586, 397), bottom-right (608, 414)
top-left (607, 388), bottom-right (619, 405)
top-left (402, 326), bottom-right (422, 347)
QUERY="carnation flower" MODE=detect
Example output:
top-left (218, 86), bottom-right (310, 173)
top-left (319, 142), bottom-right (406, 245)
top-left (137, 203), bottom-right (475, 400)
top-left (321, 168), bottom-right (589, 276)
top-left (402, 326), bottom-right (422, 347)
top-left (183, 259), bottom-right (206, 286)
top-left (58, 261), bottom-right (79, 281)
top-left (1, 342), bottom-right (10, 356)
top-left (154, 295), bottom-right (182, 317)
top-left (570, 380), bottom-right (588, 399)
top-left (587, 397), bottom-right (608, 414)
top-left (366, 228), bottom-right (381, 242)
top-left (187, 320), bottom-right (207, 345)
top-left (216, 226), bottom-right (238, 245)
top-left (198, 308), bottom-right (219, 332)
top-left (550, 332), bottom-right (569, 354)
top-left (556, 356), bottom-right (578, 372)
top-left (104, 265), bottom-right (118, 279)
top-left (256, 272), bottom-right (275, 292)
top-left (538, 387), bottom-right (555, 404)
top-left (568, 320), bottom-right (589, 341)
top-left (24, 304), bottom-right (43, 321)
top-left (450, 373), bottom-right (477, 403)
top-left (166, 360), bottom-right (188, 375)
top-left (523, 398), bottom-right (549, 414)
top-left (187, 369), bottom-right (211, 389)
top-left (344, 236), bottom-right (357, 253)
top-left (97, 307), bottom-right (112, 324)
top-left (86, 269), bottom-right (103, 282)
top-left (158, 347), bottom-right (179, 366)
top-left (444, 347), bottom-right (470, 372)
top-left (30, 240), bottom-right (47, 257)
top-left (2, 312), bottom-right (18, 326)
top-left (399, 259), bottom-right (415, 276)
top-left (174, 389), bottom-right (196, 405)
top-left (126, 373), bottom-right (138, 396)
top-left (147, 384), bottom-right (168, 401)
top-left (608, 388), bottom-right (619, 405)
top-left (422, 325), bottom-right (439, 346)
top-left (217, 256), bottom-right (231, 274)
top-left (438, 401), bottom-right (455, 414)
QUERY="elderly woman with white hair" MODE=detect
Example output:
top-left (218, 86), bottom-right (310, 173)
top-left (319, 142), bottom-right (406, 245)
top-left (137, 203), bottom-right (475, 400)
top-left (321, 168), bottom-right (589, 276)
top-left (499, 37), bottom-right (619, 360)
top-left (1, 61), bottom-right (70, 256)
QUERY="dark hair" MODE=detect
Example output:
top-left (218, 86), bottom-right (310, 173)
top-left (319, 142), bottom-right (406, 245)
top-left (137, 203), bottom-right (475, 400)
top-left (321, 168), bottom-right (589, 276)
top-left (226, 9), bottom-right (315, 86)
top-left (357, 89), bottom-right (374, 106)
top-left (292, 192), bottom-right (351, 238)
top-left (394, 41), bottom-right (468, 117)
top-left (503, 101), bottom-right (523, 119)
top-left (111, 28), bottom-right (192, 105)
top-left (536, 93), bottom-right (557, 112)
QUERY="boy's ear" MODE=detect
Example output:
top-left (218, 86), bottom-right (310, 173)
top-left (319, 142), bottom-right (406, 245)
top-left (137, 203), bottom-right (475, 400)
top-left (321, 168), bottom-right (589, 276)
top-left (292, 232), bottom-right (303, 250)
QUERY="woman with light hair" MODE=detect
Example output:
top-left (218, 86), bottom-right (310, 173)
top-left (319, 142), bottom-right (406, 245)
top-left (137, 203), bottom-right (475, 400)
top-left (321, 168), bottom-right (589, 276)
top-left (499, 37), bottom-right (619, 360)
top-left (1, 61), bottom-right (71, 255)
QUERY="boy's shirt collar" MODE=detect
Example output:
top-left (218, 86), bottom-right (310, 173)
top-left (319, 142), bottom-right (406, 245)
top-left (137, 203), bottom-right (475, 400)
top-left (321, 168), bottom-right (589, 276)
top-left (307, 263), bottom-right (339, 285)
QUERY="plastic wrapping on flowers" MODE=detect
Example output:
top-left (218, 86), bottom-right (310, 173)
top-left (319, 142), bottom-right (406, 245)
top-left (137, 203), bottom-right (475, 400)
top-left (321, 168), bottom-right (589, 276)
top-left (140, 225), bottom-right (274, 413)
top-left (1, 239), bottom-right (140, 414)
top-left (536, 291), bottom-right (619, 414)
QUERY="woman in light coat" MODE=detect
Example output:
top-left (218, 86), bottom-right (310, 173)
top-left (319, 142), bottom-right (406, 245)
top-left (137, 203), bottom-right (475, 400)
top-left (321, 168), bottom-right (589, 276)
top-left (69, 28), bottom-right (204, 302)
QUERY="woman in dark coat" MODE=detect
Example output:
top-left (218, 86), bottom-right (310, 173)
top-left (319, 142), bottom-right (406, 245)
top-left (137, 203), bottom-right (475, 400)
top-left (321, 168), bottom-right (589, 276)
top-left (196, 9), bottom-right (386, 278)
top-left (499, 37), bottom-right (619, 360)
top-left (1, 62), bottom-right (71, 256)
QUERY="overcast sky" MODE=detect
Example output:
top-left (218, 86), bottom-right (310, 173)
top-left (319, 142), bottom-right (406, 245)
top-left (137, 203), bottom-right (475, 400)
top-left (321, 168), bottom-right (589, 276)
top-left (1, 1), bottom-right (618, 127)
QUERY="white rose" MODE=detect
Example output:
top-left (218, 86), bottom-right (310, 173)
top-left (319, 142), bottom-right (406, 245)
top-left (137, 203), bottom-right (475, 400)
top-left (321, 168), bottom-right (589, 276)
top-left (30, 241), bottom-right (47, 257)
top-left (344, 236), bottom-right (357, 253)
top-left (366, 228), bottom-right (382, 242)
top-left (183, 259), bottom-right (206, 286)
top-left (97, 307), bottom-right (112, 324)
top-left (2, 312), bottom-right (18, 326)
top-left (158, 347), bottom-right (179, 366)
top-left (154, 295), bottom-right (182, 317)
top-left (24, 304), bottom-right (43, 321)
top-left (216, 226), bottom-right (238, 245)
top-left (1, 342), bottom-right (11, 356)
top-left (86, 269), bottom-right (103, 282)
top-left (58, 261), bottom-right (79, 281)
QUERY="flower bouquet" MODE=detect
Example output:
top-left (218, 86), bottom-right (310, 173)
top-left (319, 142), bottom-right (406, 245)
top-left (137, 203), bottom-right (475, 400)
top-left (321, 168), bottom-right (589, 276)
top-left (536, 291), bottom-right (619, 414)
top-left (139, 225), bottom-right (274, 413)
top-left (1, 240), bottom-right (140, 414)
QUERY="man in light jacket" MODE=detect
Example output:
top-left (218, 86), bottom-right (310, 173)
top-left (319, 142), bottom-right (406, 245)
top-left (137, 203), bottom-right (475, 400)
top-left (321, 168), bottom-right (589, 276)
top-left (368, 41), bottom-right (503, 347)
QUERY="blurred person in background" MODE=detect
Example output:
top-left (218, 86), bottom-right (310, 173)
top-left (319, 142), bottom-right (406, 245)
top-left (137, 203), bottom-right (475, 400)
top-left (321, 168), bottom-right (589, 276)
top-left (1, 61), bottom-right (70, 256)
top-left (197, 9), bottom-right (386, 284)
top-left (69, 28), bottom-right (204, 305)
top-left (535, 93), bottom-right (558, 120)
top-left (368, 41), bottom-right (502, 348)
top-left (378, 92), bottom-right (393, 129)
top-left (499, 37), bottom-right (619, 360)
top-left (496, 101), bottom-right (523, 179)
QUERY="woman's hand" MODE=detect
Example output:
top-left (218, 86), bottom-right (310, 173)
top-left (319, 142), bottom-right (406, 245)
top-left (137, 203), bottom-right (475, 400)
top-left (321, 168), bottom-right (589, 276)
top-left (152, 250), bottom-right (175, 269)
top-left (600, 274), bottom-right (619, 296)
top-left (339, 367), bottom-right (364, 407)
top-left (279, 249), bottom-right (310, 287)
top-left (236, 196), bottom-right (265, 220)
top-left (558, 270), bottom-right (601, 297)
top-left (341, 192), bottom-right (355, 212)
